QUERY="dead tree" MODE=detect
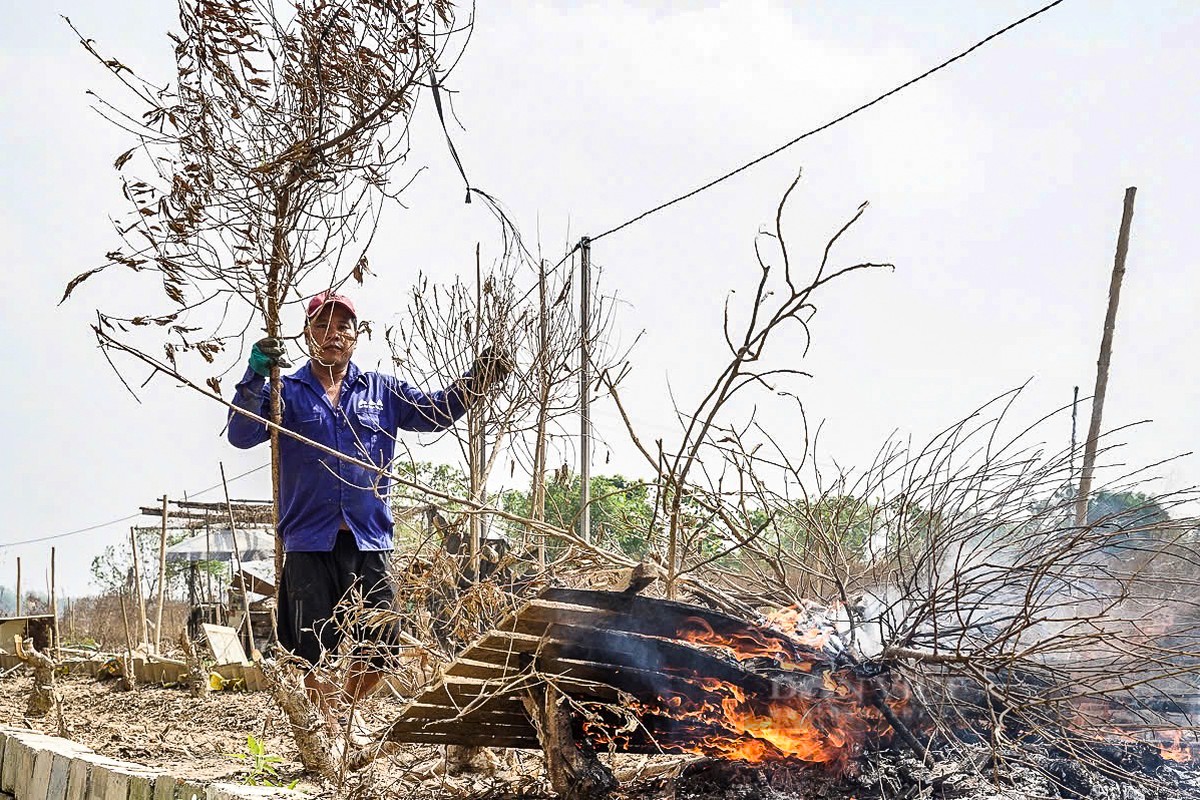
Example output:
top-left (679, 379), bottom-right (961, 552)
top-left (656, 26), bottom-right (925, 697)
top-left (523, 681), bottom-right (616, 800)
top-left (178, 631), bottom-right (209, 698)
top-left (604, 172), bottom-right (892, 599)
top-left (65, 0), bottom-right (467, 584)
top-left (1075, 186), bottom-right (1137, 526)
top-left (15, 635), bottom-right (60, 720)
top-left (389, 225), bottom-right (624, 565)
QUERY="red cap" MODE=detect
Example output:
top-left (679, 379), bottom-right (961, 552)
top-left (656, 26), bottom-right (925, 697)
top-left (306, 292), bottom-right (356, 319)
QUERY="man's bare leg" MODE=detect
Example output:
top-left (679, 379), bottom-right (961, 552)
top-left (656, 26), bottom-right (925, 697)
top-left (345, 667), bottom-right (383, 704)
top-left (303, 671), bottom-right (344, 731)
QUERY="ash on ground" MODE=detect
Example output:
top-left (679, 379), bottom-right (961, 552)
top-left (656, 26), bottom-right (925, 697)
top-left (622, 744), bottom-right (1200, 800)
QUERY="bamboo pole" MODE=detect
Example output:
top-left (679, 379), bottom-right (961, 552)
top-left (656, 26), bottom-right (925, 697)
top-left (468, 242), bottom-right (484, 580)
top-left (532, 257), bottom-right (550, 567)
top-left (1075, 187), bottom-right (1137, 527)
top-left (579, 237), bottom-right (592, 543)
top-left (1070, 385), bottom-right (1080, 480)
top-left (221, 462), bottom-right (258, 660)
top-left (15, 557), bottom-right (21, 616)
top-left (118, 593), bottom-right (136, 688)
top-left (50, 547), bottom-right (58, 657)
top-left (130, 527), bottom-right (149, 646)
top-left (267, 187), bottom-right (291, 591)
top-left (155, 495), bottom-right (169, 653)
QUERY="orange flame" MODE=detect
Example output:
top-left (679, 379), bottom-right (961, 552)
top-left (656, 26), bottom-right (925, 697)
top-left (677, 616), bottom-right (806, 664)
top-left (586, 607), bottom-right (910, 769)
top-left (1160, 730), bottom-right (1192, 764)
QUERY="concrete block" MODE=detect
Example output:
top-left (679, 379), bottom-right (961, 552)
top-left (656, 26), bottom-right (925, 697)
top-left (96, 765), bottom-right (129, 800)
top-left (71, 756), bottom-right (148, 800)
top-left (46, 753), bottom-right (71, 800)
top-left (13, 739), bottom-right (39, 800)
top-left (205, 784), bottom-right (292, 800)
top-left (31, 749), bottom-right (56, 800)
top-left (0, 733), bottom-right (15, 793)
top-left (175, 780), bottom-right (206, 800)
top-left (127, 774), bottom-right (152, 800)
top-left (151, 775), bottom-right (176, 800)
top-left (65, 759), bottom-right (90, 800)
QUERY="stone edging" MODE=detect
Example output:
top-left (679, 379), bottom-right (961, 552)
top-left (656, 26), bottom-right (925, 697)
top-left (0, 726), bottom-right (291, 800)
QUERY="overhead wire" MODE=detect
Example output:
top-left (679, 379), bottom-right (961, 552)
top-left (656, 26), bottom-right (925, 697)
top-left (589, 0), bottom-right (1068, 244)
top-left (0, 462), bottom-right (270, 550)
top-left (17, 2), bottom-right (1070, 555)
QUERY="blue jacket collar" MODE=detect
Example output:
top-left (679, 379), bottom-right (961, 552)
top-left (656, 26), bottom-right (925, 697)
top-left (288, 360), bottom-right (363, 398)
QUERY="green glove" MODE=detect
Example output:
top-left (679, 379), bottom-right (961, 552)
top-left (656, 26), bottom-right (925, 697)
top-left (249, 337), bottom-right (292, 378)
top-left (470, 347), bottom-right (514, 390)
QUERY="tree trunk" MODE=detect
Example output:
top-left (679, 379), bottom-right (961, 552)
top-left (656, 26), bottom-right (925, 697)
top-left (260, 659), bottom-right (338, 776)
top-left (179, 631), bottom-right (210, 698)
top-left (16, 636), bottom-right (58, 718)
top-left (130, 527), bottom-right (148, 646)
top-left (155, 495), bottom-right (169, 652)
top-left (522, 681), bottom-right (615, 800)
top-left (1075, 187), bottom-right (1137, 527)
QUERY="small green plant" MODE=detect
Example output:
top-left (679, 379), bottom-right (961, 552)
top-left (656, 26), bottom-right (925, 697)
top-left (224, 735), bottom-right (299, 789)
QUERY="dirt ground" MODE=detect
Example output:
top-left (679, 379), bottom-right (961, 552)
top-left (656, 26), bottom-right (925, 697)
top-left (0, 670), bottom-right (555, 797)
top-left (0, 669), bottom-right (691, 799)
top-left (5, 670), bottom-right (1200, 800)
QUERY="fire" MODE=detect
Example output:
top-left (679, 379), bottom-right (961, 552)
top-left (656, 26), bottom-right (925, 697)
top-left (1160, 731), bottom-right (1192, 764)
top-left (676, 616), bottom-right (808, 664)
top-left (636, 671), bottom-right (889, 766)
top-left (763, 606), bottom-right (837, 650)
top-left (585, 605), bottom-right (911, 770)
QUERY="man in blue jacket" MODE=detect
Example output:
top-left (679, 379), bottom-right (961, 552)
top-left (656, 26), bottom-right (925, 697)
top-left (227, 291), bottom-right (507, 733)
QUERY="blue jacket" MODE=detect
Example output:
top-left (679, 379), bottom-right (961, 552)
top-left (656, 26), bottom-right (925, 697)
top-left (227, 361), bottom-right (470, 552)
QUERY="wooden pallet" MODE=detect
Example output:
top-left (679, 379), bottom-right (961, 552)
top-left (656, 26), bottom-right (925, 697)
top-left (384, 588), bottom-right (826, 752)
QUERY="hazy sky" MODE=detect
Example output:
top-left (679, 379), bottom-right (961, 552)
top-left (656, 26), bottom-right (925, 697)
top-left (1, 1), bottom-right (1196, 594)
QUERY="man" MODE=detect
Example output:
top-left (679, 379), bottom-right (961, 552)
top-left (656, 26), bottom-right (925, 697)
top-left (227, 291), bottom-right (507, 734)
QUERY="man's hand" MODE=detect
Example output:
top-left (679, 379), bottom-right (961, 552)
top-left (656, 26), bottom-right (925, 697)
top-left (248, 337), bottom-right (293, 378)
top-left (470, 346), bottom-right (514, 392)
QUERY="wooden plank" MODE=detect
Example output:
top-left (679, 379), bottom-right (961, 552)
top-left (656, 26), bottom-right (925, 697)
top-left (389, 588), bottom-right (836, 753)
top-left (444, 659), bottom-right (511, 680)
top-left (532, 591), bottom-right (821, 662)
top-left (386, 719), bottom-right (534, 737)
top-left (385, 730), bottom-right (540, 748)
top-left (411, 672), bottom-right (622, 712)
top-left (202, 624), bottom-right (247, 665)
top-left (398, 704), bottom-right (532, 725)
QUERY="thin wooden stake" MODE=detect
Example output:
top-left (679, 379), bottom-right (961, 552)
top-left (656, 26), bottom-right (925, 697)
top-left (221, 462), bottom-right (258, 660)
top-left (1070, 385), bottom-right (1080, 480)
top-left (118, 594), bottom-right (136, 690)
top-left (15, 557), bottom-right (21, 616)
top-left (50, 547), bottom-right (58, 658)
top-left (155, 495), bottom-right (169, 653)
top-left (130, 527), bottom-right (149, 646)
top-left (1075, 187), bottom-right (1137, 527)
top-left (469, 242), bottom-right (484, 580)
top-left (579, 237), bottom-right (592, 544)
top-left (533, 257), bottom-right (550, 567)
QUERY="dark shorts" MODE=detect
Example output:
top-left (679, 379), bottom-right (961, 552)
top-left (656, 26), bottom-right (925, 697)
top-left (277, 531), bottom-right (401, 670)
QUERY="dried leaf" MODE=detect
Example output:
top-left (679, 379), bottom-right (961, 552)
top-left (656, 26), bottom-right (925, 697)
top-left (352, 254), bottom-right (372, 285)
top-left (59, 266), bottom-right (106, 305)
top-left (113, 147), bottom-right (136, 170)
top-left (206, 376), bottom-right (222, 395)
top-left (164, 282), bottom-right (186, 305)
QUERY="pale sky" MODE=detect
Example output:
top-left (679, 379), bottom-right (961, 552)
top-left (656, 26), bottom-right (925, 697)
top-left (0, 1), bottom-right (1196, 594)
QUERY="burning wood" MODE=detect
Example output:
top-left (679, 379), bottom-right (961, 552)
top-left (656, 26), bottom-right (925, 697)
top-left (383, 584), bottom-right (1200, 798)
top-left (387, 590), bottom-right (909, 773)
